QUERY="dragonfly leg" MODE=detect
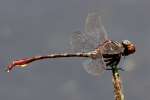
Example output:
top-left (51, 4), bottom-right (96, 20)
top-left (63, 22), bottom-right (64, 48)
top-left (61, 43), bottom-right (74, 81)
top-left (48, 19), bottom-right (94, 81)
top-left (117, 67), bottom-right (124, 71)
top-left (105, 68), bottom-right (112, 70)
top-left (106, 67), bottom-right (124, 71)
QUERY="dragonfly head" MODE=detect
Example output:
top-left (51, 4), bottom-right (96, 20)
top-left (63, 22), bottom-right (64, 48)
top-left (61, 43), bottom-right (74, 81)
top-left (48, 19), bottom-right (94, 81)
top-left (121, 40), bottom-right (136, 56)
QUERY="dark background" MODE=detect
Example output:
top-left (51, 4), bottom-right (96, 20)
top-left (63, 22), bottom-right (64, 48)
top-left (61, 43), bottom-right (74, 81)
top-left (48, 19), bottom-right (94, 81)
top-left (0, 0), bottom-right (149, 100)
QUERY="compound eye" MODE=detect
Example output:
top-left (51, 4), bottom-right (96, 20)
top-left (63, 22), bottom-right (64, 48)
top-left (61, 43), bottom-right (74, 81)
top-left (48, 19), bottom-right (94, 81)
top-left (123, 40), bottom-right (131, 45)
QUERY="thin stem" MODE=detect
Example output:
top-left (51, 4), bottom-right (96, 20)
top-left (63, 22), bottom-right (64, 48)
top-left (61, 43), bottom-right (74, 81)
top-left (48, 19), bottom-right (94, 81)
top-left (6, 52), bottom-right (92, 72)
top-left (112, 67), bottom-right (124, 100)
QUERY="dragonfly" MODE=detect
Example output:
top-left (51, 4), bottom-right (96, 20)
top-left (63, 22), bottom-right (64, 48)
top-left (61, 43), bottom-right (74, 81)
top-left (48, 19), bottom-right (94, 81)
top-left (6, 13), bottom-right (136, 76)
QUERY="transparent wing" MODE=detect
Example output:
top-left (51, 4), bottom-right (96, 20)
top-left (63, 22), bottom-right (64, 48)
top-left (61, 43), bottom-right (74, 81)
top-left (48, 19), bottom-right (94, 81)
top-left (101, 41), bottom-right (124, 54)
top-left (70, 13), bottom-right (108, 52)
top-left (85, 12), bottom-right (108, 44)
top-left (121, 57), bottom-right (136, 71)
top-left (83, 58), bottom-right (106, 76)
top-left (70, 31), bottom-right (98, 52)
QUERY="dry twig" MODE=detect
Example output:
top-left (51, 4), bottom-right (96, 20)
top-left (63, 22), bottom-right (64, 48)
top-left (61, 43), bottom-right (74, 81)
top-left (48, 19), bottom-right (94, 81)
top-left (112, 67), bottom-right (124, 100)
